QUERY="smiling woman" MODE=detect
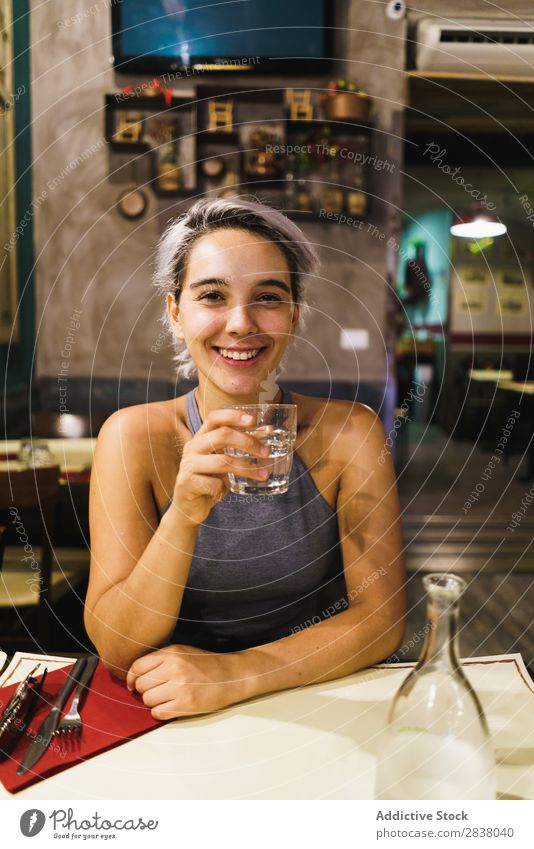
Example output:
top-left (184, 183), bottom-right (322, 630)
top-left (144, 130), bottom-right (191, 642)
top-left (84, 198), bottom-right (406, 721)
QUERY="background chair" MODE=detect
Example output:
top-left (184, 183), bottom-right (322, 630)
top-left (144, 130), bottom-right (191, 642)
top-left (0, 465), bottom-right (81, 652)
top-left (31, 412), bottom-right (107, 439)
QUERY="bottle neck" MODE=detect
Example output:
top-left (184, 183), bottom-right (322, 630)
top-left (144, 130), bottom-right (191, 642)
top-left (419, 597), bottom-right (461, 671)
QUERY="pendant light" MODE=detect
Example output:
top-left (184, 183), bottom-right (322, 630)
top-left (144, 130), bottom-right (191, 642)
top-left (450, 203), bottom-right (507, 239)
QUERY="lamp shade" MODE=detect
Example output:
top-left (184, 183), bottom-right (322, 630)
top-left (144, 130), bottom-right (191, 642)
top-left (450, 204), bottom-right (507, 239)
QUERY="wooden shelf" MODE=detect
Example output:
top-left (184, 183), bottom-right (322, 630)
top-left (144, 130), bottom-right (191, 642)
top-left (197, 130), bottom-right (240, 145)
top-left (406, 72), bottom-right (534, 135)
top-left (104, 85), bottom-right (376, 207)
top-left (406, 70), bottom-right (534, 83)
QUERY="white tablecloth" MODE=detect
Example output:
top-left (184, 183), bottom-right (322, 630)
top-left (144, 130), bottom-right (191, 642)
top-left (1, 653), bottom-right (532, 800)
top-left (2, 439), bottom-right (95, 473)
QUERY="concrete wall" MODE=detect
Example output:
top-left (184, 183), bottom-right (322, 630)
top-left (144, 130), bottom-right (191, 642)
top-left (30, 0), bottom-right (406, 388)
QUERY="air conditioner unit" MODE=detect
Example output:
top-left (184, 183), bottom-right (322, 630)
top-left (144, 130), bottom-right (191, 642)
top-left (415, 18), bottom-right (534, 74)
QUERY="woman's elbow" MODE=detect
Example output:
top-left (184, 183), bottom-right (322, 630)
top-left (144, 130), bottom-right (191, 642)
top-left (84, 610), bottom-right (131, 680)
top-left (100, 658), bottom-right (129, 681)
top-left (381, 604), bottom-right (407, 659)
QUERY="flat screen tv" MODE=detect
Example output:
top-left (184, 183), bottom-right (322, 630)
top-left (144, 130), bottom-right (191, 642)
top-left (112, 0), bottom-right (331, 75)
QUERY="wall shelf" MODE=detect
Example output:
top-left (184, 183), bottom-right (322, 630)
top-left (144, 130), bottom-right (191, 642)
top-left (104, 86), bottom-right (376, 219)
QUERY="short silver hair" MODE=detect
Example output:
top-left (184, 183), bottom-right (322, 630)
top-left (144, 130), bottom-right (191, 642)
top-left (153, 197), bottom-right (319, 379)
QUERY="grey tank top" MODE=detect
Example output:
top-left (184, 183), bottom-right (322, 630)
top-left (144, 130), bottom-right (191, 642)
top-left (159, 387), bottom-right (347, 652)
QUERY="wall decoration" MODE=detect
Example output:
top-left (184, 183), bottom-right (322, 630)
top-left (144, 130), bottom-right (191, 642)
top-left (499, 268), bottom-right (526, 287)
top-left (286, 89), bottom-right (313, 120)
top-left (104, 85), bottom-right (376, 220)
top-left (459, 265), bottom-right (490, 286)
top-left (497, 290), bottom-right (528, 317)
top-left (105, 95), bottom-right (197, 195)
top-left (239, 122), bottom-right (285, 179)
top-left (207, 99), bottom-right (234, 132)
top-left (454, 287), bottom-right (488, 314)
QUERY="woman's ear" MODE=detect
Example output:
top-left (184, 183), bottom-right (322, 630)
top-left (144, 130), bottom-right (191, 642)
top-left (290, 301), bottom-right (300, 333)
top-left (166, 292), bottom-right (184, 340)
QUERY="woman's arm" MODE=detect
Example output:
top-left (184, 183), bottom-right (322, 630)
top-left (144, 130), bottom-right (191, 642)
top-left (127, 404), bottom-right (407, 717)
top-left (248, 404), bottom-right (407, 684)
top-left (84, 409), bottom-right (200, 678)
top-left (85, 405), bottom-right (271, 678)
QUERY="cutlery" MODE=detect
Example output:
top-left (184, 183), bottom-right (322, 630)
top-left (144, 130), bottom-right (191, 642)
top-left (16, 656), bottom-right (87, 775)
top-left (0, 665), bottom-right (44, 762)
top-left (55, 655), bottom-right (99, 744)
top-left (0, 650), bottom-right (9, 679)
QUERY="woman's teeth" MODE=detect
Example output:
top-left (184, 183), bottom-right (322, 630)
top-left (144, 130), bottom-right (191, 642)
top-left (217, 348), bottom-right (260, 360)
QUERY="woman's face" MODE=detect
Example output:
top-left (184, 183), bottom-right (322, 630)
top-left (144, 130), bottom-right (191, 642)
top-left (167, 228), bottom-right (299, 397)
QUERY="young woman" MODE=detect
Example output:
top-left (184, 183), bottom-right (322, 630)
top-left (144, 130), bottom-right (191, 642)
top-left (85, 198), bottom-right (406, 720)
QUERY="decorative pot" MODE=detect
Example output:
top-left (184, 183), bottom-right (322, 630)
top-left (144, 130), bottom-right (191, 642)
top-left (322, 92), bottom-right (371, 123)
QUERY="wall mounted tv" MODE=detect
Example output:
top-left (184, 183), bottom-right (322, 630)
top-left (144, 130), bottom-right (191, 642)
top-left (112, 0), bottom-right (331, 75)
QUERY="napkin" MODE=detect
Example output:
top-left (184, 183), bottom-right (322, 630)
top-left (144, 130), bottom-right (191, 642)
top-left (0, 661), bottom-right (161, 793)
top-left (59, 469), bottom-right (91, 484)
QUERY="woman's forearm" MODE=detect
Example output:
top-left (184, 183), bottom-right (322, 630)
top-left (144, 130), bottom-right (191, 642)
top-left (235, 603), bottom-right (406, 702)
top-left (86, 510), bottom-right (199, 676)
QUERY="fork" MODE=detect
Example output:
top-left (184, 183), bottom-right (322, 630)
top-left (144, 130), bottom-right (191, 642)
top-left (54, 655), bottom-right (99, 746)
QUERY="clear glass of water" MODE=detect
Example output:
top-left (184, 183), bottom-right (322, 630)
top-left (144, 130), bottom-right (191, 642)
top-left (224, 403), bottom-right (297, 496)
top-left (17, 439), bottom-right (55, 468)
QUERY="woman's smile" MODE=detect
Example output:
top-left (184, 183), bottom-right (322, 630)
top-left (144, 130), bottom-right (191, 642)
top-left (211, 344), bottom-right (269, 368)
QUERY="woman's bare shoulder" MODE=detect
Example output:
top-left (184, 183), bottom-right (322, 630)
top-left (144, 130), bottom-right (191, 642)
top-left (98, 397), bottom-right (188, 441)
top-left (290, 390), bottom-right (379, 434)
top-left (93, 398), bottom-right (192, 508)
top-left (95, 398), bottom-right (191, 475)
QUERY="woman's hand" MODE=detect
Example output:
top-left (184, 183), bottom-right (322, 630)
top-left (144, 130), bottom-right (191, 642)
top-left (170, 408), bottom-right (270, 526)
top-left (125, 644), bottom-right (250, 719)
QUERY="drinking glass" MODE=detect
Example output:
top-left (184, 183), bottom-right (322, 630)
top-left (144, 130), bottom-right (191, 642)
top-left (17, 439), bottom-right (55, 468)
top-left (224, 403), bottom-right (297, 496)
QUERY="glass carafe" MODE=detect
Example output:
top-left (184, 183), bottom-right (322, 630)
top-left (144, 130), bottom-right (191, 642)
top-left (375, 573), bottom-right (496, 800)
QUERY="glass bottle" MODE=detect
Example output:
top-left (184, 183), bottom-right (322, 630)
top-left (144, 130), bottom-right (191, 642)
top-left (375, 573), bottom-right (496, 800)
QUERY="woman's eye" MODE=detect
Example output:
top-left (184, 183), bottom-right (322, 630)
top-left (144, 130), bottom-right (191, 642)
top-left (257, 294), bottom-right (283, 303)
top-left (196, 292), bottom-right (284, 304)
top-left (197, 291), bottom-right (223, 302)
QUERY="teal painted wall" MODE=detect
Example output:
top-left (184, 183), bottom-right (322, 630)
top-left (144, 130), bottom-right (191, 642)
top-left (1, 0), bottom-right (34, 396)
top-left (397, 209), bottom-right (452, 330)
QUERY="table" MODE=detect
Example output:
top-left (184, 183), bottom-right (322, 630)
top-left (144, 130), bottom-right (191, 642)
top-left (497, 380), bottom-right (534, 479)
top-left (1, 653), bottom-right (532, 800)
top-left (0, 440), bottom-right (95, 612)
top-left (469, 369), bottom-right (514, 383)
top-left (1, 439), bottom-right (95, 476)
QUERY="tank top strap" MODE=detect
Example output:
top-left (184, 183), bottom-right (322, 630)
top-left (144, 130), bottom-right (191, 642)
top-left (186, 388), bottom-right (203, 434)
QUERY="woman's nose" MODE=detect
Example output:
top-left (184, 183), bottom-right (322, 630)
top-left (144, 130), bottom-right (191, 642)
top-left (225, 303), bottom-right (259, 335)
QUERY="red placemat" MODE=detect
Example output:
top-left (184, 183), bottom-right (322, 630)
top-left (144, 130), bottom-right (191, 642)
top-left (0, 661), bottom-right (161, 793)
top-left (59, 469), bottom-right (91, 484)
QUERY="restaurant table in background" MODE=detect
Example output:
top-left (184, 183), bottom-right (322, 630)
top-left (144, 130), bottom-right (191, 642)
top-left (461, 369), bottom-right (515, 443)
top-left (0, 440), bottom-right (96, 648)
top-left (0, 653), bottom-right (532, 800)
top-left (0, 438), bottom-right (95, 477)
top-left (497, 381), bottom-right (534, 481)
top-left (0, 439), bottom-right (95, 546)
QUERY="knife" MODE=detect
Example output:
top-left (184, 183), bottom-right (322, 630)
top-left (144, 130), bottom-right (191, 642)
top-left (67, 654), bottom-right (99, 712)
top-left (17, 656), bottom-right (87, 775)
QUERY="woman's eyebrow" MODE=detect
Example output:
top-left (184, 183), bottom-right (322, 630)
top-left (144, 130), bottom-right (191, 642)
top-left (256, 278), bottom-right (292, 294)
top-left (189, 277), bottom-right (228, 290)
top-left (188, 277), bottom-right (291, 293)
